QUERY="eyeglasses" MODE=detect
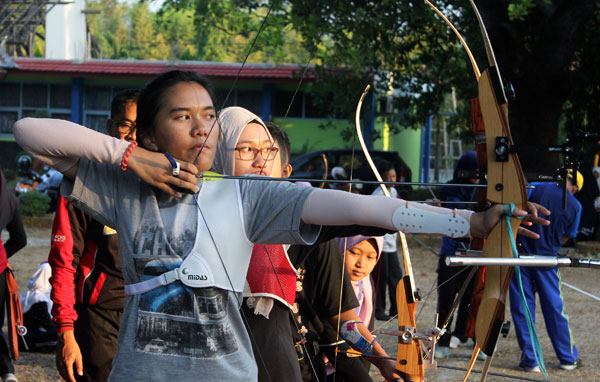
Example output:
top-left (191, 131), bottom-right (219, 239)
top-left (235, 146), bottom-right (280, 161)
top-left (110, 119), bottom-right (136, 134)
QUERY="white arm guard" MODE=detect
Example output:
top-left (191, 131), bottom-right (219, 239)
top-left (392, 201), bottom-right (472, 238)
top-left (301, 188), bottom-right (474, 238)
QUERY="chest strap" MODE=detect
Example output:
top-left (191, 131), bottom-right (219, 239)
top-left (124, 269), bottom-right (181, 295)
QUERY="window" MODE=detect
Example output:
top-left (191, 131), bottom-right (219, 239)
top-left (0, 83), bottom-right (20, 107)
top-left (236, 90), bottom-right (262, 115)
top-left (272, 90), bottom-right (302, 118)
top-left (22, 110), bottom-right (50, 118)
top-left (296, 155), bottom-right (327, 173)
top-left (337, 153), bottom-right (363, 170)
top-left (50, 85), bottom-right (72, 109)
top-left (85, 114), bottom-right (109, 133)
top-left (214, 89), bottom-right (234, 109)
top-left (51, 113), bottom-right (71, 121)
top-left (22, 84), bottom-right (48, 108)
top-left (84, 86), bottom-right (112, 110)
top-left (0, 112), bottom-right (17, 133)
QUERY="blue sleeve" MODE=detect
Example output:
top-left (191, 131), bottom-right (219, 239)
top-left (439, 237), bottom-right (469, 256)
top-left (565, 199), bottom-right (582, 238)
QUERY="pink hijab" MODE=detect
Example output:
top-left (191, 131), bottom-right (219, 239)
top-left (336, 236), bottom-right (383, 328)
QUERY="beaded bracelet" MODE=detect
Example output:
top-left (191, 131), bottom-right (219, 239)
top-left (120, 141), bottom-right (138, 171)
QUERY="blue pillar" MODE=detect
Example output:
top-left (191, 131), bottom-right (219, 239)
top-left (363, 91), bottom-right (377, 149)
top-left (420, 115), bottom-right (433, 183)
top-left (71, 78), bottom-right (84, 124)
top-left (260, 83), bottom-right (274, 122)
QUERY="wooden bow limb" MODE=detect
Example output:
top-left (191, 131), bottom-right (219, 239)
top-left (461, 1), bottom-right (538, 379)
top-left (422, 2), bottom-right (539, 380)
top-left (319, 153), bottom-right (329, 189)
top-left (473, 65), bottom-right (527, 362)
top-left (423, 0), bottom-right (480, 81)
top-left (354, 85), bottom-right (424, 381)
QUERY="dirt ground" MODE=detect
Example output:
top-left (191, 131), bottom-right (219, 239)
top-left (369, 236), bottom-right (600, 382)
top-left (3, 223), bottom-right (599, 382)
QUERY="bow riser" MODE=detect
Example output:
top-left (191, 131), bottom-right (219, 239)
top-left (480, 69), bottom-right (527, 207)
top-left (395, 280), bottom-right (423, 380)
top-left (474, 69), bottom-right (527, 361)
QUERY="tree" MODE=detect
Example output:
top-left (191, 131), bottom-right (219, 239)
top-left (128, 2), bottom-right (170, 60)
top-left (241, 0), bottom-right (597, 174)
top-left (155, 6), bottom-right (198, 60)
top-left (163, 0), bottom-right (311, 64)
top-left (86, 0), bottom-right (600, 174)
top-left (86, 0), bottom-right (130, 58)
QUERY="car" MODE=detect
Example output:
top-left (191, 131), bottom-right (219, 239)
top-left (289, 149), bottom-right (412, 198)
top-left (143, 338), bottom-right (168, 354)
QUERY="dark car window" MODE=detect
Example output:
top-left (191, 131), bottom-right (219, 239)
top-left (297, 155), bottom-right (327, 173)
top-left (290, 149), bottom-right (412, 198)
top-left (336, 153), bottom-right (363, 170)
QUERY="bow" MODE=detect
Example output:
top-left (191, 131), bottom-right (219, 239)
top-left (354, 85), bottom-right (425, 381)
top-left (423, 2), bottom-right (547, 380)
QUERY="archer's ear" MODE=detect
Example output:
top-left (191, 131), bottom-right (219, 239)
top-left (142, 135), bottom-right (159, 151)
top-left (283, 164), bottom-right (292, 179)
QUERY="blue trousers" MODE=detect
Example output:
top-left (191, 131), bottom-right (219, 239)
top-left (509, 267), bottom-right (578, 367)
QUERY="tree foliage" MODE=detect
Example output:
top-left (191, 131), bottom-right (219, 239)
top-left (83, 0), bottom-right (600, 173)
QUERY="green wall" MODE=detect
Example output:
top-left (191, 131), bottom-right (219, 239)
top-left (373, 119), bottom-right (421, 183)
top-left (272, 117), bottom-right (422, 183)
top-left (272, 118), bottom-right (354, 156)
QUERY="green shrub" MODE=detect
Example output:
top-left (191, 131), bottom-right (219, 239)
top-left (18, 191), bottom-right (50, 216)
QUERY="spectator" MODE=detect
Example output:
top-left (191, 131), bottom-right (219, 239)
top-left (0, 168), bottom-right (27, 382)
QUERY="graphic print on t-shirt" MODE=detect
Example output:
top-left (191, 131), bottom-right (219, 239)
top-left (131, 195), bottom-right (238, 358)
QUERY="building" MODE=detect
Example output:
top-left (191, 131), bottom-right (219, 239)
top-left (0, 56), bottom-right (422, 179)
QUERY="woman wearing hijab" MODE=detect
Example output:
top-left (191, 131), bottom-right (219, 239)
top-left (435, 151), bottom-right (479, 358)
top-left (335, 236), bottom-right (383, 331)
top-left (317, 235), bottom-right (383, 382)
top-left (211, 107), bottom-right (400, 382)
top-left (0, 169), bottom-right (27, 382)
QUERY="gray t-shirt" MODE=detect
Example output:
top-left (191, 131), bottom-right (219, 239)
top-left (63, 160), bottom-right (320, 382)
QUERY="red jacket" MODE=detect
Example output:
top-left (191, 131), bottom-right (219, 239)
top-left (49, 196), bottom-right (124, 332)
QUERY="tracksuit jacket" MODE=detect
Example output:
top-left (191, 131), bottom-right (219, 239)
top-left (49, 195), bottom-right (124, 331)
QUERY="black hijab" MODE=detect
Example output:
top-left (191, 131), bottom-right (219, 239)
top-left (439, 151), bottom-right (478, 208)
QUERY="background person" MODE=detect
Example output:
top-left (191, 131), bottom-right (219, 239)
top-left (50, 89), bottom-right (138, 382)
top-left (435, 151), bottom-right (479, 358)
top-left (370, 160), bottom-right (401, 321)
top-left (509, 171), bottom-right (583, 372)
top-left (0, 168), bottom-right (27, 382)
top-left (13, 70), bottom-right (548, 382)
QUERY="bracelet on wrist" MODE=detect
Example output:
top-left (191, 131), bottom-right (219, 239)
top-left (120, 141), bottom-right (138, 171)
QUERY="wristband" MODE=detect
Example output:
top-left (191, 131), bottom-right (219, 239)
top-left (120, 141), bottom-right (138, 171)
top-left (340, 320), bottom-right (376, 356)
top-left (164, 152), bottom-right (180, 176)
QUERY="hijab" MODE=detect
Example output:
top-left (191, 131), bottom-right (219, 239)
top-left (439, 150), bottom-right (478, 207)
top-left (21, 262), bottom-right (53, 315)
top-left (335, 235), bottom-right (383, 328)
top-left (211, 106), bottom-right (271, 176)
